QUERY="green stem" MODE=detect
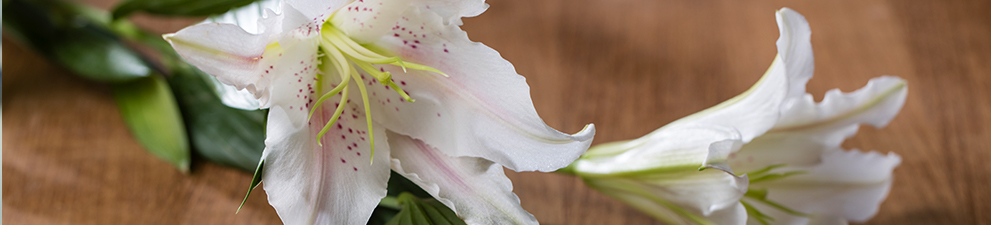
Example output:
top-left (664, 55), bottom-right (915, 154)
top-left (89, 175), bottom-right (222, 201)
top-left (554, 162), bottom-right (578, 176)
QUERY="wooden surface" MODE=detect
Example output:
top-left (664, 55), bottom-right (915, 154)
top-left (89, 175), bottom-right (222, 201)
top-left (4, 0), bottom-right (990, 224)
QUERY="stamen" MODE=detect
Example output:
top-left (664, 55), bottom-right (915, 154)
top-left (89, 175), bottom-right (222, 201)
top-left (323, 33), bottom-right (401, 65)
top-left (310, 23), bottom-right (447, 163)
top-left (352, 59), bottom-right (393, 83)
top-left (386, 81), bottom-right (413, 102)
top-left (326, 27), bottom-right (396, 60)
top-left (348, 64), bottom-right (377, 163)
top-left (387, 61), bottom-right (448, 77)
top-left (351, 60), bottom-right (414, 102)
top-left (314, 43), bottom-right (354, 146)
top-left (309, 81), bottom-right (348, 121)
top-left (317, 85), bottom-right (350, 146)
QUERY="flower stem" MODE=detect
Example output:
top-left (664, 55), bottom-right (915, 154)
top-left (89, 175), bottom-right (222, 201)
top-left (554, 162), bottom-right (578, 176)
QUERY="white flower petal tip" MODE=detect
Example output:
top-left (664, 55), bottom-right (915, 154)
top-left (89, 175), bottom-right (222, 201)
top-left (574, 123), bottom-right (598, 142)
top-left (776, 75), bottom-right (908, 129)
top-left (662, 6), bottom-right (817, 144)
top-left (775, 7), bottom-right (814, 98)
top-left (163, 23), bottom-right (274, 103)
top-left (389, 132), bottom-right (538, 225)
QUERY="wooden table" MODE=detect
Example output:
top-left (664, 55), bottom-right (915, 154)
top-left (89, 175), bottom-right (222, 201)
top-left (4, 0), bottom-right (990, 224)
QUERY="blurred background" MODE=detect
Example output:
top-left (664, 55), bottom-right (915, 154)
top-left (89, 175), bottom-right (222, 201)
top-left (4, 0), bottom-right (990, 224)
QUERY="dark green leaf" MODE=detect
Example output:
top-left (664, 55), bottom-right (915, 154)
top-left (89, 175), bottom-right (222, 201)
top-left (112, 0), bottom-right (259, 19)
top-left (420, 200), bottom-right (455, 225)
top-left (113, 75), bottom-right (191, 172)
top-left (168, 66), bottom-right (267, 172)
top-left (3, 0), bottom-right (153, 83)
top-left (385, 192), bottom-right (467, 225)
top-left (237, 159), bottom-right (264, 213)
top-left (387, 171), bottom-right (432, 199)
top-left (368, 172), bottom-right (452, 225)
top-left (371, 173), bottom-right (443, 225)
top-left (52, 29), bottom-right (153, 82)
top-left (369, 206), bottom-right (401, 225)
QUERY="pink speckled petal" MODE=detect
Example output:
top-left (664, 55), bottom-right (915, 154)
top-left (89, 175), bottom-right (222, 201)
top-left (389, 132), bottom-right (537, 225)
top-left (330, 0), bottom-right (488, 43)
top-left (354, 5), bottom-right (594, 172)
top-left (165, 3), bottom-right (323, 109)
top-left (284, 0), bottom-right (349, 24)
top-left (261, 101), bottom-right (391, 225)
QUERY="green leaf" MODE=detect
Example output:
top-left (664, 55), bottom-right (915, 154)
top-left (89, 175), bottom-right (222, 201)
top-left (52, 29), bottom-right (153, 82)
top-left (3, 0), bottom-right (153, 83)
top-left (370, 206), bottom-right (401, 225)
top-left (112, 0), bottom-right (259, 19)
top-left (168, 66), bottom-right (266, 172)
top-left (387, 171), bottom-right (432, 199)
top-left (384, 192), bottom-right (467, 225)
top-left (237, 159), bottom-right (264, 213)
top-left (368, 172), bottom-right (463, 225)
top-left (113, 75), bottom-right (191, 172)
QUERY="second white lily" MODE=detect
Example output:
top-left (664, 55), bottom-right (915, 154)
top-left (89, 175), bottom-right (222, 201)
top-left (566, 8), bottom-right (906, 225)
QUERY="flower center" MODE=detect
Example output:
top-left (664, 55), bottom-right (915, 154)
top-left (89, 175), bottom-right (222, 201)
top-left (308, 19), bottom-right (445, 163)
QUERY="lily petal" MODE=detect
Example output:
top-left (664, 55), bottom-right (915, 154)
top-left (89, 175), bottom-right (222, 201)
top-left (283, 0), bottom-right (347, 24)
top-left (709, 204), bottom-right (748, 225)
top-left (585, 169), bottom-right (748, 224)
top-left (388, 132), bottom-right (537, 225)
top-left (348, 4), bottom-right (593, 172)
top-left (574, 125), bottom-right (742, 176)
top-left (747, 150), bottom-right (901, 225)
top-left (775, 76), bottom-right (907, 144)
top-left (575, 124), bottom-right (749, 219)
top-left (204, 0), bottom-right (281, 35)
top-left (730, 76), bottom-right (908, 172)
top-left (329, 0), bottom-right (410, 43)
top-left (330, 0), bottom-right (488, 43)
top-left (775, 8), bottom-right (815, 99)
top-left (194, 0), bottom-right (278, 110)
top-left (261, 103), bottom-right (392, 225)
top-left (662, 8), bottom-right (814, 143)
top-left (165, 17), bottom-right (278, 106)
top-left (415, 0), bottom-right (488, 25)
top-left (165, 3), bottom-right (322, 109)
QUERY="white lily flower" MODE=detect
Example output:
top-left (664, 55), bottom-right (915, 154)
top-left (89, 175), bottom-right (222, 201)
top-left (164, 0), bottom-right (595, 224)
top-left (733, 76), bottom-right (906, 225)
top-left (567, 8), bottom-right (906, 225)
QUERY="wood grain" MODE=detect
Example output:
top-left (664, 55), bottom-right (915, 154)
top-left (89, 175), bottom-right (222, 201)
top-left (4, 0), bottom-right (990, 224)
